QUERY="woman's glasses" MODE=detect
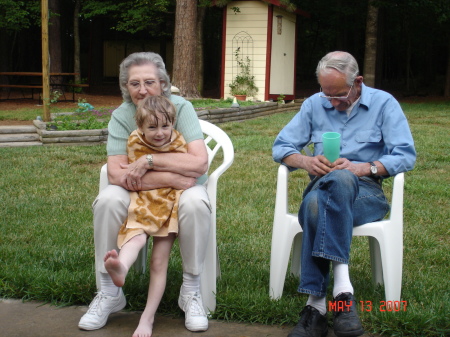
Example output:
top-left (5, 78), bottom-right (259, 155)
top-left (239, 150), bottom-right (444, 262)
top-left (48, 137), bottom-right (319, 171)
top-left (127, 80), bottom-right (157, 91)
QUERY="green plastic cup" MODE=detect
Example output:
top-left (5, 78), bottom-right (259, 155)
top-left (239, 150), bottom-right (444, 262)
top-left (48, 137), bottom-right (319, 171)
top-left (322, 132), bottom-right (341, 163)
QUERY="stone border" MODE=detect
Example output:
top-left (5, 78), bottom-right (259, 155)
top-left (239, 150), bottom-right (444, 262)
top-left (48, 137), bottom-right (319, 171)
top-left (33, 119), bottom-right (108, 146)
top-left (197, 100), bottom-right (303, 124)
top-left (31, 100), bottom-right (304, 146)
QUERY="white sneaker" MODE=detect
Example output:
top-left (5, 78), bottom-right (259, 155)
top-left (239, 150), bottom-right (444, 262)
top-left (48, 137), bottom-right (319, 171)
top-left (178, 291), bottom-right (209, 331)
top-left (78, 289), bottom-right (126, 330)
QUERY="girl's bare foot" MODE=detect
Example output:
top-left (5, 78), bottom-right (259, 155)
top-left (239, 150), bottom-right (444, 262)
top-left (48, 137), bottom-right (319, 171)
top-left (132, 313), bottom-right (154, 337)
top-left (104, 250), bottom-right (128, 287)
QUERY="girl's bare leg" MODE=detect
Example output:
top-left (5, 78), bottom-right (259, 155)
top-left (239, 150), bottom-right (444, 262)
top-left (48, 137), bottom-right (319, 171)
top-left (104, 233), bottom-right (147, 287)
top-left (133, 234), bottom-right (175, 337)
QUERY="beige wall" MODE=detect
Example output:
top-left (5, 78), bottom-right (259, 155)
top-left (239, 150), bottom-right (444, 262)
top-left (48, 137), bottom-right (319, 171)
top-left (225, 1), bottom-right (269, 101)
top-left (269, 8), bottom-right (296, 96)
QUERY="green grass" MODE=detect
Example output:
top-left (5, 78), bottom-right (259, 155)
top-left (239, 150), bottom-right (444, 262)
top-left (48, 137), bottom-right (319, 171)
top-left (0, 101), bottom-right (449, 336)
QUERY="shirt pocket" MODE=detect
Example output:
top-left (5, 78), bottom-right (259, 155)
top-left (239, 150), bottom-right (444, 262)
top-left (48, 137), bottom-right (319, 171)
top-left (311, 131), bottom-right (325, 144)
top-left (355, 130), bottom-right (382, 143)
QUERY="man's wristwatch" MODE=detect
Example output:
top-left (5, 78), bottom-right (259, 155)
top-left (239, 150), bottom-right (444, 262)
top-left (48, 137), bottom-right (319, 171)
top-left (146, 154), bottom-right (154, 169)
top-left (369, 161), bottom-right (377, 176)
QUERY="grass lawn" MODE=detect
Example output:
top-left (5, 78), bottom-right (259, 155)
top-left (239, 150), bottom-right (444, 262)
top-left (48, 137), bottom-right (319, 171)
top-left (0, 101), bottom-right (448, 336)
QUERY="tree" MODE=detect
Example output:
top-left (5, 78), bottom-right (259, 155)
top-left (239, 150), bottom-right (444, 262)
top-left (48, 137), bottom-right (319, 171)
top-left (363, 0), bottom-right (378, 87)
top-left (49, 0), bottom-right (62, 85)
top-left (172, 0), bottom-right (200, 97)
top-left (73, 0), bottom-right (81, 83)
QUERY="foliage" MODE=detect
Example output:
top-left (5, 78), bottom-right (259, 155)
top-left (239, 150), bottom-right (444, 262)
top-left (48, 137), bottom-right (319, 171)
top-left (0, 101), bottom-right (449, 336)
top-left (229, 48), bottom-right (258, 97)
top-left (46, 100), bottom-right (114, 131)
top-left (68, 78), bottom-right (89, 93)
top-left (81, 0), bottom-right (174, 35)
top-left (277, 94), bottom-right (285, 103)
top-left (189, 98), bottom-right (259, 110)
top-left (0, 0), bottom-right (40, 31)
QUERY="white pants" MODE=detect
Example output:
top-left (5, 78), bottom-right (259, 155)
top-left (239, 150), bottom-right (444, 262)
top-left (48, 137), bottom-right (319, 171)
top-left (93, 184), bottom-right (211, 290)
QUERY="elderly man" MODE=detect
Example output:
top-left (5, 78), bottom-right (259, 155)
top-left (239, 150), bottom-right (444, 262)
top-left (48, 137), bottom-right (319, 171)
top-left (272, 51), bottom-right (416, 337)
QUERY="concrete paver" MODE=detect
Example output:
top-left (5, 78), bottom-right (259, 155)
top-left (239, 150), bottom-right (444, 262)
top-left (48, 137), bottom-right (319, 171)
top-left (0, 298), bottom-right (291, 337)
top-left (0, 298), bottom-right (379, 337)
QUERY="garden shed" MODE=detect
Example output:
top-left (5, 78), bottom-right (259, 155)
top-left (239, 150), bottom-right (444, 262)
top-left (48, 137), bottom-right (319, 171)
top-left (221, 0), bottom-right (308, 101)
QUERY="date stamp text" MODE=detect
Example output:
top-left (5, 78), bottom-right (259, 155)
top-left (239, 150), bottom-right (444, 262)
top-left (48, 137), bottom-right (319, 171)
top-left (328, 300), bottom-right (408, 312)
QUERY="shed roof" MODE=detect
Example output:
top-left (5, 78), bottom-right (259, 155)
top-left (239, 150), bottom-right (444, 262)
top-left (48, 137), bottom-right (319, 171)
top-left (260, 0), bottom-right (310, 17)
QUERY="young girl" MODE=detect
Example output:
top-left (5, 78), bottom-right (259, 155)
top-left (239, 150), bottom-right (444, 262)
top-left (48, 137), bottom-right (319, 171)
top-left (104, 95), bottom-right (188, 337)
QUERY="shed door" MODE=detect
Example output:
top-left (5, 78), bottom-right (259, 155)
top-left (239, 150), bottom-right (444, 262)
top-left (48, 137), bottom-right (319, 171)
top-left (269, 12), bottom-right (295, 96)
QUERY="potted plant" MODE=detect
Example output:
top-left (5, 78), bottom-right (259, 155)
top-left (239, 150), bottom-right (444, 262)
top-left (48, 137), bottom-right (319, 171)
top-left (229, 48), bottom-right (258, 101)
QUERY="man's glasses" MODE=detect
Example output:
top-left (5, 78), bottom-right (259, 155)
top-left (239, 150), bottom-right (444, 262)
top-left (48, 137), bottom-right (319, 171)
top-left (319, 84), bottom-right (354, 101)
top-left (127, 80), bottom-right (157, 91)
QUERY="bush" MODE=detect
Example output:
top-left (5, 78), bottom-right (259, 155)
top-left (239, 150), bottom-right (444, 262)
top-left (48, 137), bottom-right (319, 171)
top-left (47, 100), bottom-right (114, 131)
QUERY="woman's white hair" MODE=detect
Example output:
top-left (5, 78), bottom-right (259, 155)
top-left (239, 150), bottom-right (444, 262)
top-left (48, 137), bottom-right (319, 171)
top-left (119, 52), bottom-right (172, 103)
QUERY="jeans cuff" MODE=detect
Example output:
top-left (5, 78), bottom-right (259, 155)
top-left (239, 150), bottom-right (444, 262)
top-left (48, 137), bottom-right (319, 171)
top-left (312, 251), bottom-right (349, 264)
top-left (297, 287), bottom-right (326, 298)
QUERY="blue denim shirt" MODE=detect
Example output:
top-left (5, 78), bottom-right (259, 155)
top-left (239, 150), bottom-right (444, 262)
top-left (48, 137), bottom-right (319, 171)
top-left (272, 84), bottom-right (416, 176)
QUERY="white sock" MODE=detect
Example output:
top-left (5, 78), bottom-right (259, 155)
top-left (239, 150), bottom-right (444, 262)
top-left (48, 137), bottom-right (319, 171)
top-left (332, 261), bottom-right (354, 298)
top-left (100, 272), bottom-right (120, 297)
top-left (306, 295), bottom-right (327, 315)
top-left (181, 272), bottom-right (200, 295)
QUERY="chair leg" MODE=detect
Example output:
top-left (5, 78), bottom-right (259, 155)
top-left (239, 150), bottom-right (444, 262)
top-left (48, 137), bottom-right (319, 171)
top-left (368, 237), bottom-right (383, 286)
top-left (379, 236), bottom-right (403, 302)
top-left (290, 233), bottom-right (302, 277)
top-left (200, 243), bottom-right (217, 314)
top-left (270, 224), bottom-right (298, 299)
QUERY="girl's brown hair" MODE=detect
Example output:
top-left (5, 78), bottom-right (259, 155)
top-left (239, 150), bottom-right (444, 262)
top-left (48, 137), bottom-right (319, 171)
top-left (135, 96), bottom-right (176, 128)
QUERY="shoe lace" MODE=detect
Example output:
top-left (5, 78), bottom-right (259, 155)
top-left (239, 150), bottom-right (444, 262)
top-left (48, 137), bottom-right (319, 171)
top-left (86, 292), bottom-right (105, 315)
top-left (186, 292), bottom-right (205, 316)
top-left (299, 305), bottom-right (314, 328)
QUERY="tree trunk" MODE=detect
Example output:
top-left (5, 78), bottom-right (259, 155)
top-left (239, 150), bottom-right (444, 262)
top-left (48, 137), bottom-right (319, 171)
top-left (49, 0), bottom-right (62, 85)
top-left (445, 41), bottom-right (450, 97)
top-left (363, 0), bottom-right (378, 87)
top-left (172, 0), bottom-right (201, 98)
top-left (73, 0), bottom-right (81, 83)
top-left (196, 6), bottom-right (206, 96)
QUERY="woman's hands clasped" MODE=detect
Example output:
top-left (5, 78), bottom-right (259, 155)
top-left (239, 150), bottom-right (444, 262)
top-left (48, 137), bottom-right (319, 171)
top-left (120, 155), bottom-right (149, 191)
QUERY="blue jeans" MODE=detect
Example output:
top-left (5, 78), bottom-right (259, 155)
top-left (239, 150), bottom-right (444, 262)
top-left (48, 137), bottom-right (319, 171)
top-left (298, 170), bottom-right (389, 297)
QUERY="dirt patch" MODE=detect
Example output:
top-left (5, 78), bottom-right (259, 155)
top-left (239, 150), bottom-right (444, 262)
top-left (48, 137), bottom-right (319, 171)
top-left (0, 91), bottom-right (123, 112)
top-left (1, 87), bottom-right (124, 125)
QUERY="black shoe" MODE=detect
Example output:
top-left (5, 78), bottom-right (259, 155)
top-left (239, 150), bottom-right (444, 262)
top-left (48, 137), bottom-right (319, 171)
top-left (288, 305), bottom-right (328, 337)
top-left (332, 292), bottom-right (364, 337)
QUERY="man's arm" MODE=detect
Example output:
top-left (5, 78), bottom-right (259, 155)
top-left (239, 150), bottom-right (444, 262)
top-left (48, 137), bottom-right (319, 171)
top-left (332, 159), bottom-right (388, 177)
top-left (283, 154), bottom-right (389, 178)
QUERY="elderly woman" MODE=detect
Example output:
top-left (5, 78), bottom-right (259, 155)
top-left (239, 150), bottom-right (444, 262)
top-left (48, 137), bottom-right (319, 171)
top-left (78, 52), bottom-right (210, 333)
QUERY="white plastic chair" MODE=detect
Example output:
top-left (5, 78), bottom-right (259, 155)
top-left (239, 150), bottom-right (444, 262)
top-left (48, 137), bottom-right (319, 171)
top-left (269, 164), bottom-right (405, 302)
top-left (98, 119), bottom-right (234, 313)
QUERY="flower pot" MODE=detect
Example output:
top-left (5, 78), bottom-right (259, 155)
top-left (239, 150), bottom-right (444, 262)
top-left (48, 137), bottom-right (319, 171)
top-left (234, 95), bottom-right (247, 101)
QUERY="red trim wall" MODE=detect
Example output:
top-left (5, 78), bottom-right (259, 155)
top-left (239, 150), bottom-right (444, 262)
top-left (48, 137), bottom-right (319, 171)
top-left (265, 5), bottom-right (274, 101)
top-left (220, 6), bottom-right (227, 98)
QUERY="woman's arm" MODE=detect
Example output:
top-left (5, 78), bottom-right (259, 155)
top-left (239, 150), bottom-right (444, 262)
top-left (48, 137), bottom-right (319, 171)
top-left (152, 139), bottom-right (208, 177)
top-left (107, 138), bottom-right (207, 191)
